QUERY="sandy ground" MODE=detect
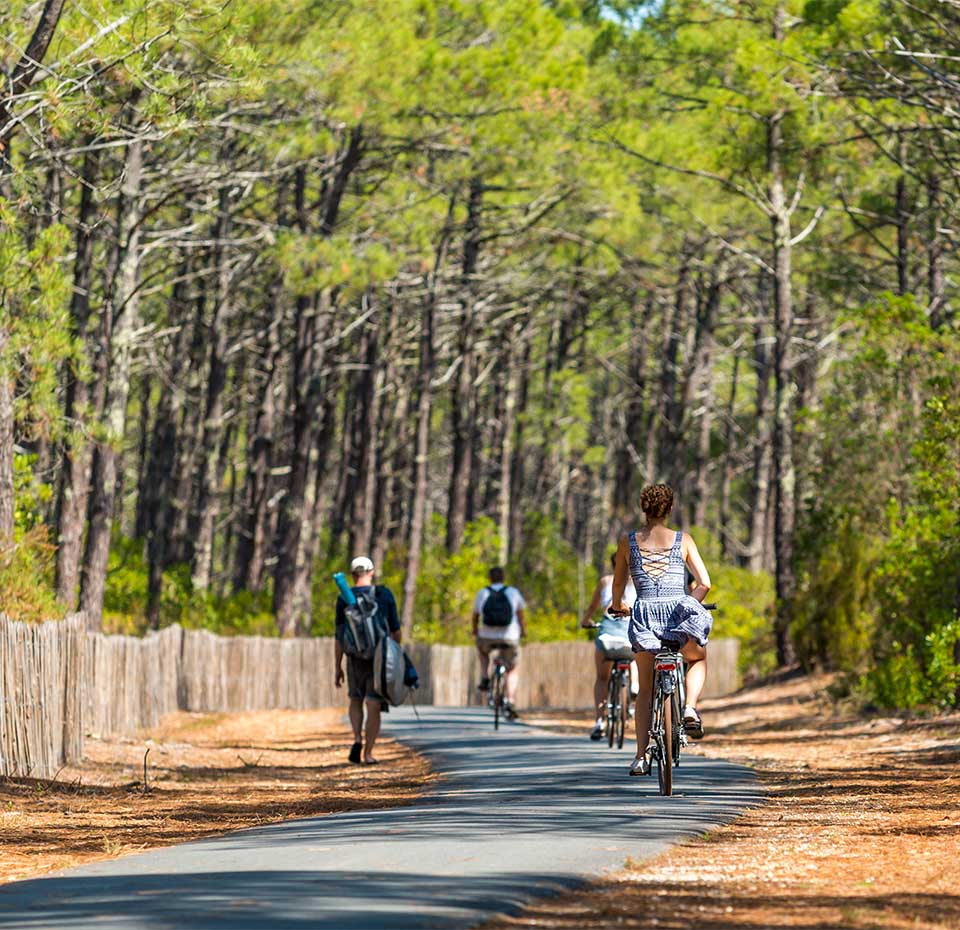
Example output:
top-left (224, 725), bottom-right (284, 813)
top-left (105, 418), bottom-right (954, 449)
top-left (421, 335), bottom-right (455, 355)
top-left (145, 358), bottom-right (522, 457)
top-left (0, 708), bottom-right (432, 885)
top-left (487, 673), bottom-right (960, 930)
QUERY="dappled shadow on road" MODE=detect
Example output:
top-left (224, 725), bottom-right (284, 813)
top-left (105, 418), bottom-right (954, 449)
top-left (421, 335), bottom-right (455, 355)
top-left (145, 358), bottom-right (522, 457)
top-left (0, 869), bottom-right (582, 929)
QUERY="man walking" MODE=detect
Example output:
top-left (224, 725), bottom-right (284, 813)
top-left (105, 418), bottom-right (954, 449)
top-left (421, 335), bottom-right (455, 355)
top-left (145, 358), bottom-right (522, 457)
top-left (335, 555), bottom-right (401, 765)
top-left (473, 566), bottom-right (526, 718)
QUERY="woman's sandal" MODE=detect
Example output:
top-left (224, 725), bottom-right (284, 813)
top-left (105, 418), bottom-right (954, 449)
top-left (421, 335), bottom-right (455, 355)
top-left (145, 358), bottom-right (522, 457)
top-left (683, 706), bottom-right (704, 740)
top-left (628, 756), bottom-right (651, 777)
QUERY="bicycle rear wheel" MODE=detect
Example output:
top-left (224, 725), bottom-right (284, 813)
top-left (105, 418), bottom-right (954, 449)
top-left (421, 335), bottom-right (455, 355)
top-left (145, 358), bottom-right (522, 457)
top-left (659, 693), bottom-right (673, 796)
top-left (606, 673), bottom-right (617, 747)
top-left (493, 672), bottom-right (503, 730)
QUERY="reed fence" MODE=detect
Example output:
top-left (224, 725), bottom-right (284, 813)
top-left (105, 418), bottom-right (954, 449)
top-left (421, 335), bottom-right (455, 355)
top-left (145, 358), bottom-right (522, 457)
top-left (0, 613), bottom-right (739, 779)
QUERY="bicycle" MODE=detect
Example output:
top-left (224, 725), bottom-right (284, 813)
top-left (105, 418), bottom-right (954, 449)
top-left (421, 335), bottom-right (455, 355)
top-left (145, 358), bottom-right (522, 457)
top-left (587, 621), bottom-right (634, 749)
top-left (487, 646), bottom-right (514, 730)
top-left (646, 603), bottom-right (717, 796)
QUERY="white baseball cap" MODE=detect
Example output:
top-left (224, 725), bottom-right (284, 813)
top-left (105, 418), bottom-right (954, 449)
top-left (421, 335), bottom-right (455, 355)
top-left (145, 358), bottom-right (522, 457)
top-left (350, 555), bottom-right (374, 573)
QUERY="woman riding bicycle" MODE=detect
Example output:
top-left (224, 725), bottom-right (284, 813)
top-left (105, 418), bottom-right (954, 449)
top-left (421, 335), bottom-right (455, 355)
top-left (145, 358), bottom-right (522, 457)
top-left (580, 553), bottom-right (637, 741)
top-left (608, 483), bottom-right (712, 776)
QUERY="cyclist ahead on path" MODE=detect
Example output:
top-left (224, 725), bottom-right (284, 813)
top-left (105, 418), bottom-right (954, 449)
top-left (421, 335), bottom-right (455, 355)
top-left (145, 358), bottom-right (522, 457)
top-left (608, 484), bottom-right (712, 776)
top-left (334, 556), bottom-right (401, 766)
top-left (473, 566), bottom-right (527, 718)
top-left (580, 553), bottom-right (638, 741)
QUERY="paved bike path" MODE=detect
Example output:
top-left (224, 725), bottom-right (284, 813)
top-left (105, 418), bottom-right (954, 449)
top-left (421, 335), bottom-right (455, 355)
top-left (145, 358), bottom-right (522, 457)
top-left (0, 706), bottom-right (760, 929)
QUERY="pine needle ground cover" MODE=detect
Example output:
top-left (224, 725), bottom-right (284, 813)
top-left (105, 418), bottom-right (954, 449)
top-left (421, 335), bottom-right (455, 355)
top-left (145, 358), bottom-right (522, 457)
top-left (0, 709), bottom-right (432, 885)
top-left (510, 676), bottom-right (960, 930)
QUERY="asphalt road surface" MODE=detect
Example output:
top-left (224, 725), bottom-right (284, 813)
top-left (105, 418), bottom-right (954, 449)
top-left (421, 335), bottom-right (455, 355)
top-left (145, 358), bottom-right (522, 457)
top-left (0, 706), bottom-right (761, 929)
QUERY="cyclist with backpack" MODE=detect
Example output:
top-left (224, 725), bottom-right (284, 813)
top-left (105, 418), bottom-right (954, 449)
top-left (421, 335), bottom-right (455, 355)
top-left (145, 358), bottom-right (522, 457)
top-left (473, 567), bottom-right (527, 719)
top-left (334, 556), bottom-right (401, 765)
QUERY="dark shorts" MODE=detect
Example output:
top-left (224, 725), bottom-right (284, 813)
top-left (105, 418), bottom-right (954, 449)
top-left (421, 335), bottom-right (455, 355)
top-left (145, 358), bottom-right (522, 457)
top-left (346, 656), bottom-right (383, 701)
top-left (477, 640), bottom-right (520, 670)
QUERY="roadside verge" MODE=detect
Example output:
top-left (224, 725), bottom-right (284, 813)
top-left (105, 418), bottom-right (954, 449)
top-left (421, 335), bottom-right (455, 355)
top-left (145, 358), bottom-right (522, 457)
top-left (486, 674), bottom-right (960, 930)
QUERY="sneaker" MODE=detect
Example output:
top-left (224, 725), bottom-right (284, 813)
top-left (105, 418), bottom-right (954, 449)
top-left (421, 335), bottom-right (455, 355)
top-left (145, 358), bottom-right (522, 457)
top-left (478, 677), bottom-right (490, 691)
top-left (683, 706), bottom-right (704, 740)
top-left (589, 724), bottom-right (604, 742)
top-left (503, 701), bottom-right (519, 720)
top-left (629, 756), bottom-right (651, 776)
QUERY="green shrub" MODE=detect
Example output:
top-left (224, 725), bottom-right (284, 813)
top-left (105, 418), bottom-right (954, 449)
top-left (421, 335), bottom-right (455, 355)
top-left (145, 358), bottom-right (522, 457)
top-left (690, 527), bottom-right (776, 679)
top-left (0, 527), bottom-right (61, 623)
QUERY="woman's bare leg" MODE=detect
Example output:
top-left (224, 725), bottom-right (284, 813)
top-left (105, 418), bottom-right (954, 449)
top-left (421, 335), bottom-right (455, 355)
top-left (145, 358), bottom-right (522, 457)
top-left (681, 641), bottom-right (707, 708)
top-left (633, 652), bottom-right (655, 757)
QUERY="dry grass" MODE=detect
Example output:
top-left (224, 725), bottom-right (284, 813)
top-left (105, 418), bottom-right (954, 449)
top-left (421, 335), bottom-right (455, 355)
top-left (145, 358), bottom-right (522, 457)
top-left (0, 708), bottom-right (432, 885)
top-left (493, 673), bottom-right (960, 930)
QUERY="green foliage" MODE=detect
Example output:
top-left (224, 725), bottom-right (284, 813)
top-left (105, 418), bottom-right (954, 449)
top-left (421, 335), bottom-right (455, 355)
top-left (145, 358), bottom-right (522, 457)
top-left (691, 528), bottom-right (776, 679)
top-left (0, 528), bottom-right (61, 623)
top-left (792, 520), bottom-right (879, 675)
top-left (102, 537), bottom-right (275, 636)
top-left (796, 298), bottom-right (960, 708)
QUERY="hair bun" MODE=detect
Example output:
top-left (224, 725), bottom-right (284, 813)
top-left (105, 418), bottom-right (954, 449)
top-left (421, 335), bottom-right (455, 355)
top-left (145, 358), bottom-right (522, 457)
top-left (640, 484), bottom-right (674, 519)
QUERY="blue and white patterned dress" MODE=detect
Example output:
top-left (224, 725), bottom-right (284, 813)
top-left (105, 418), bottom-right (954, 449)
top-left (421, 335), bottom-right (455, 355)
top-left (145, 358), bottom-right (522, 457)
top-left (627, 530), bottom-right (713, 653)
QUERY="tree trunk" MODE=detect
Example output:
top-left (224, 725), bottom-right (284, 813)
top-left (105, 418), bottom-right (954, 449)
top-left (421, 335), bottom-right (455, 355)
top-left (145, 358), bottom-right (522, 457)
top-left (615, 298), bottom-right (650, 512)
top-left (54, 144), bottom-right (101, 604)
top-left (79, 130), bottom-right (143, 630)
top-left (719, 351), bottom-right (741, 558)
top-left (748, 280), bottom-right (773, 572)
top-left (233, 308), bottom-right (282, 593)
top-left (895, 134), bottom-right (909, 297)
top-left (192, 186), bottom-right (234, 590)
top-left (400, 196), bottom-right (455, 639)
top-left (654, 251), bottom-right (691, 487)
top-left (927, 173), bottom-right (948, 329)
top-left (0, 329), bottom-right (12, 543)
top-left (145, 292), bottom-right (194, 628)
top-left (691, 356), bottom-right (715, 528)
top-left (400, 299), bottom-right (436, 640)
top-left (508, 327), bottom-right (533, 560)
top-left (768, 72), bottom-right (798, 666)
top-left (273, 292), bottom-right (330, 635)
top-left (446, 176), bottom-right (483, 552)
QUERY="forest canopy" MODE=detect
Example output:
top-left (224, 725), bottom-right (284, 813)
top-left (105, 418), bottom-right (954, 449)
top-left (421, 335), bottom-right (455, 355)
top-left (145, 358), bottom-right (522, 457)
top-left (1, 0), bottom-right (957, 707)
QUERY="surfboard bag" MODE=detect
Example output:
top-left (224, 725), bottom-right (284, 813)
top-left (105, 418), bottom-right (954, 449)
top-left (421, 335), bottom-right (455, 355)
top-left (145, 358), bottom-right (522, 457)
top-left (374, 636), bottom-right (418, 707)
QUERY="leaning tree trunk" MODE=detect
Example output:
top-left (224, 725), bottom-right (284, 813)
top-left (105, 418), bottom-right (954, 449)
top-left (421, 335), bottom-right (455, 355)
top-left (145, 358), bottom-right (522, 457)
top-left (80, 131), bottom-right (143, 630)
